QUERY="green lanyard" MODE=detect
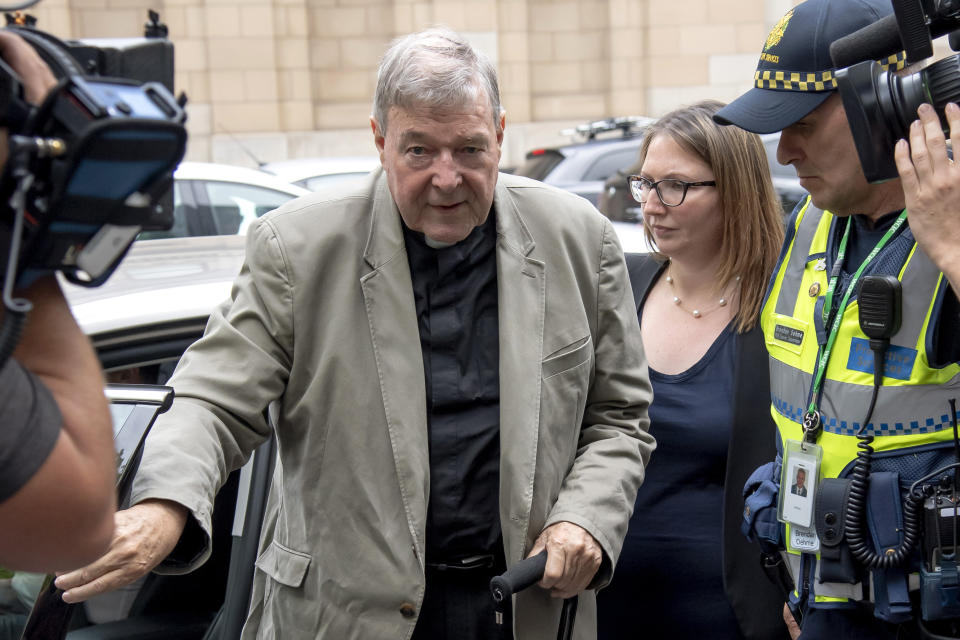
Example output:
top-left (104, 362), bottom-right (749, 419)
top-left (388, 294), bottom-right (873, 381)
top-left (802, 210), bottom-right (907, 441)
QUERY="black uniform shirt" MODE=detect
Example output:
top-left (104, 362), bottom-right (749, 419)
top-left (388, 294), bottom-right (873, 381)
top-left (403, 213), bottom-right (501, 562)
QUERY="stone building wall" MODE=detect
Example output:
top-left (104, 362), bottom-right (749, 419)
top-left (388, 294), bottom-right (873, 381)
top-left (24, 0), bottom-right (798, 168)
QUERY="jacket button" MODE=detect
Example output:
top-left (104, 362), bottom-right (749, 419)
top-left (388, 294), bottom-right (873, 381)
top-left (399, 603), bottom-right (416, 618)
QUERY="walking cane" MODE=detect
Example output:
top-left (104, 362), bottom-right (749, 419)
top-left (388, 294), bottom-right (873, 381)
top-left (490, 550), bottom-right (578, 640)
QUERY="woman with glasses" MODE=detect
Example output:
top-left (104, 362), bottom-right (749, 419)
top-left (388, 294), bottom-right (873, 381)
top-left (597, 100), bottom-right (787, 639)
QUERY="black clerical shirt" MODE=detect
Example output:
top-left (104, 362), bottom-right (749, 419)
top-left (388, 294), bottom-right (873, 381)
top-left (403, 214), bottom-right (501, 563)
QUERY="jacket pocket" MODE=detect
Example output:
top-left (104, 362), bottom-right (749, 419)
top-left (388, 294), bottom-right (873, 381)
top-left (255, 540), bottom-right (312, 588)
top-left (542, 336), bottom-right (592, 379)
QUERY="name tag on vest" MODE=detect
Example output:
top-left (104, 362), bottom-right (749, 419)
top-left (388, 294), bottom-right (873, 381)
top-left (846, 337), bottom-right (917, 381)
top-left (774, 324), bottom-right (804, 346)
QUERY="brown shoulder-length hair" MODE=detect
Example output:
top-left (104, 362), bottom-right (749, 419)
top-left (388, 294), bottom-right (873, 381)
top-left (638, 99), bottom-right (784, 333)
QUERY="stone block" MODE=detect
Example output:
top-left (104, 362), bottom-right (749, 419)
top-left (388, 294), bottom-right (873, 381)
top-left (185, 102), bottom-right (212, 135)
top-left (530, 61), bottom-right (581, 93)
top-left (647, 53), bottom-right (709, 86)
top-left (366, 6), bottom-right (395, 34)
top-left (241, 6), bottom-right (275, 37)
top-left (209, 70), bottom-right (246, 101)
top-left (174, 38), bottom-right (208, 72)
top-left (609, 28), bottom-right (643, 59)
top-left (179, 70), bottom-right (211, 103)
top-left (77, 9), bottom-right (141, 36)
top-left (281, 101), bottom-right (315, 130)
top-left (581, 60), bottom-right (609, 92)
top-left (245, 70), bottom-right (279, 101)
top-left (528, 32), bottom-right (553, 62)
top-left (611, 58), bottom-right (646, 89)
top-left (707, 0), bottom-right (761, 24)
top-left (214, 101), bottom-right (281, 132)
top-left (310, 38), bottom-right (341, 70)
top-left (528, 2), bottom-right (579, 32)
top-left (340, 37), bottom-right (390, 68)
top-left (736, 22), bottom-right (765, 53)
top-left (207, 38), bottom-right (277, 70)
top-left (608, 0), bottom-right (643, 28)
top-left (279, 69), bottom-right (312, 101)
top-left (311, 7), bottom-right (366, 36)
top-left (646, 0), bottom-right (707, 26)
top-left (648, 25), bottom-right (682, 56)
top-left (393, 4), bottom-right (415, 33)
top-left (708, 53), bottom-right (756, 84)
top-left (184, 7), bottom-right (207, 39)
top-left (679, 24), bottom-right (738, 55)
top-left (609, 88), bottom-right (645, 116)
top-left (278, 38), bottom-right (309, 70)
top-left (434, 2), bottom-right (466, 30)
top-left (497, 0), bottom-right (528, 32)
top-left (314, 69), bottom-right (376, 101)
top-left (500, 90), bottom-right (530, 123)
top-left (463, 0), bottom-right (497, 32)
top-left (499, 31), bottom-right (529, 63)
top-left (579, 2), bottom-right (608, 30)
top-left (314, 101), bottom-right (374, 130)
top-left (552, 31), bottom-right (606, 63)
top-left (532, 93), bottom-right (606, 120)
top-left (205, 6), bottom-right (241, 37)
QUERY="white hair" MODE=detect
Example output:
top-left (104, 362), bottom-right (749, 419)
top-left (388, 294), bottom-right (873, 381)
top-left (373, 26), bottom-right (502, 134)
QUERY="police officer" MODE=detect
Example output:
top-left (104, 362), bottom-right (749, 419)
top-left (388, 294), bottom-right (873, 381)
top-left (714, 0), bottom-right (960, 637)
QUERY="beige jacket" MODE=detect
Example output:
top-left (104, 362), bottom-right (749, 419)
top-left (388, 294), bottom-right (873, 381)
top-left (131, 169), bottom-right (654, 640)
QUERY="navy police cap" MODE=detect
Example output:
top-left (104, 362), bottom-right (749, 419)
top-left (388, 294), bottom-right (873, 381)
top-left (714, 0), bottom-right (900, 134)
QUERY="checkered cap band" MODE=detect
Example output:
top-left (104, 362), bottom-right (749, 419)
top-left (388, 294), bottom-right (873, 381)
top-left (753, 52), bottom-right (908, 91)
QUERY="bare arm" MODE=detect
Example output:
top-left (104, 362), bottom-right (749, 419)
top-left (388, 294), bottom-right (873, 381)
top-left (0, 277), bottom-right (116, 571)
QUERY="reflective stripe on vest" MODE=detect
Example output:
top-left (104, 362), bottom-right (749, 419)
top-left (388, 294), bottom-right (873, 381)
top-left (762, 199), bottom-right (960, 602)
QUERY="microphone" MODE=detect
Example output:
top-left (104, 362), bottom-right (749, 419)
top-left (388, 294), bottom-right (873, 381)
top-left (831, 12), bottom-right (960, 69)
top-left (830, 14), bottom-right (906, 68)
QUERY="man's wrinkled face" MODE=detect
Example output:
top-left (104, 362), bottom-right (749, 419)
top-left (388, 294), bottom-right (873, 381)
top-left (372, 94), bottom-right (504, 244)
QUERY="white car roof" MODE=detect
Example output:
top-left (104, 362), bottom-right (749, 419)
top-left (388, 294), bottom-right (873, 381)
top-left (174, 162), bottom-right (312, 197)
top-left (260, 157), bottom-right (381, 184)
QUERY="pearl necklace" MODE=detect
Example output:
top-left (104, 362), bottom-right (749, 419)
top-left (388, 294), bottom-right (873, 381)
top-left (666, 271), bottom-right (740, 319)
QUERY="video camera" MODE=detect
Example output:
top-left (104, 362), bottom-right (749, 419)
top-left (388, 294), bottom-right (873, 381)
top-left (0, 10), bottom-right (186, 293)
top-left (831, 0), bottom-right (960, 182)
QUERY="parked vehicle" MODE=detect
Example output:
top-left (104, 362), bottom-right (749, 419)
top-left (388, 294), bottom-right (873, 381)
top-left (514, 116), bottom-right (653, 207)
top-left (259, 156), bottom-right (380, 192)
top-left (138, 162), bottom-right (311, 241)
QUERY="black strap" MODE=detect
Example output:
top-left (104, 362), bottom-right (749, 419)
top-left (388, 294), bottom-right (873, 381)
top-left (624, 253), bottom-right (666, 315)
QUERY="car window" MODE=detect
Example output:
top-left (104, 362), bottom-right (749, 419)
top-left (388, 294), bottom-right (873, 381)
top-left (515, 151), bottom-right (564, 181)
top-left (202, 182), bottom-right (298, 235)
top-left (137, 181), bottom-right (190, 241)
top-left (582, 147), bottom-right (640, 182)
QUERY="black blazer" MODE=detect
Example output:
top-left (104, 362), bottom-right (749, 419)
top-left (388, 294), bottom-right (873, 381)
top-left (626, 254), bottom-right (788, 640)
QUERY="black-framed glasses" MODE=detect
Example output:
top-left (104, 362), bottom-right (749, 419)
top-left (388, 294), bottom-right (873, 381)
top-left (627, 176), bottom-right (717, 207)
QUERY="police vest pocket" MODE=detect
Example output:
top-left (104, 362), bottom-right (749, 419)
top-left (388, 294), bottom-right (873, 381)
top-left (542, 336), bottom-right (592, 379)
top-left (767, 313), bottom-right (808, 357)
top-left (255, 540), bottom-right (312, 588)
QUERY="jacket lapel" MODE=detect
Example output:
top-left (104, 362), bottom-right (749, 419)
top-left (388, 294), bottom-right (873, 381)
top-left (494, 181), bottom-right (546, 563)
top-left (360, 172), bottom-right (430, 566)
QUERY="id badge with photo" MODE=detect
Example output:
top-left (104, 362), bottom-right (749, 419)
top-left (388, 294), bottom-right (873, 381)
top-left (778, 439), bottom-right (822, 529)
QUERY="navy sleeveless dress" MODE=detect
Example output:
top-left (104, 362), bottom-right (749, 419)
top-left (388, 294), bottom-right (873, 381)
top-left (597, 322), bottom-right (745, 639)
